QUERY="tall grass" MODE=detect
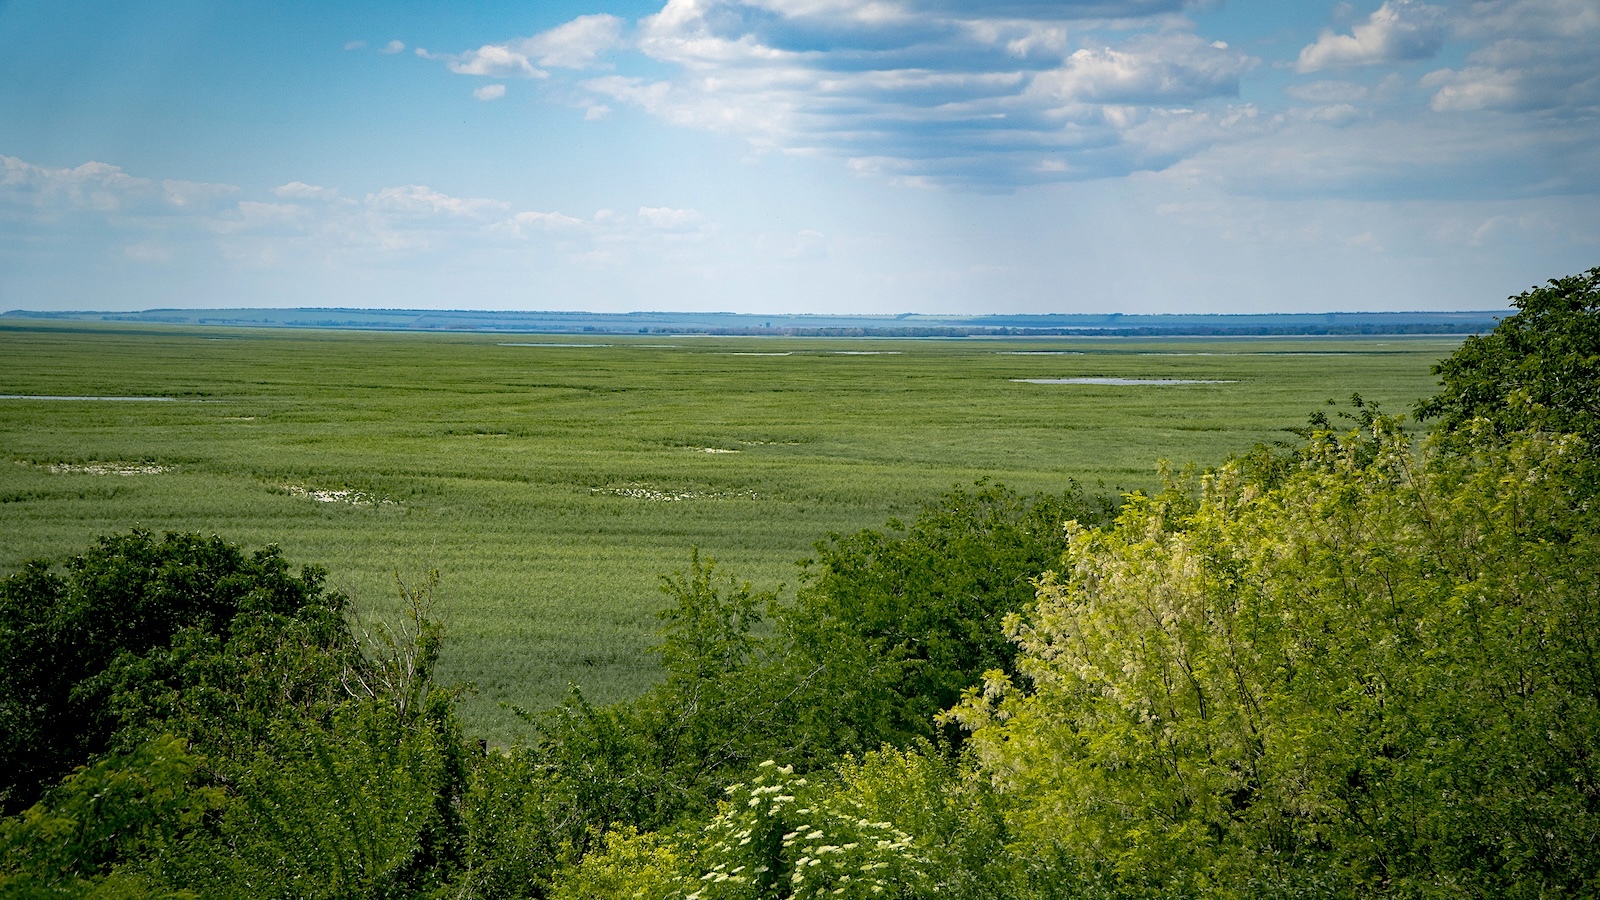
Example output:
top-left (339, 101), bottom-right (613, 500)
top-left (0, 321), bottom-right (1458, 742)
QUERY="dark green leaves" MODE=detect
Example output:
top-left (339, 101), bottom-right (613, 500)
top-left (1418, 265), bottom-right (1600, 443)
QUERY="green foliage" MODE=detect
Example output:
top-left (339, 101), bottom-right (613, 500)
top-left (1417, 265), bottom-right (1600, 443)
top-left (0, 535), bottom-right (495, 899)
top-left (782, 482), bottom-right (1110, 753)
top-left (550, 826), bottom-right (688, 900)
top-left (174, 699), bottom-right (464, 898)
top-left (557, 747), bottom-right (1013, 900)
top-left (453, 748), bottom-right (567, 900)
top-left (0, 734), bottom-right (219, 898)
top-left (682, 760), bottom-right (930, 900)
top-left (950, 417), bottom-right (1600, 898)
top-left (656, 548), bottom-right (768, 688)
top-left (0, 529), bottom-right (349, 813)
top-left (824, 746), bottom-right (1013, 899)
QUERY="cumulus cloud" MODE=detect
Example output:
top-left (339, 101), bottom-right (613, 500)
top-left (1423, 0), bottom-right (1600, 113)
top-left (443, 14), bottom-right (625, 80)
top-left (380, 40), bottom-right (406, 54)
top-left (1296, 1), bottom-right (1445, 72)
top-left (271, 182), bottom-right (345, 202)
top-left (473, 83), bottom-right (508, 101)
top-left (2, 151), bottom-right (724, 278)
top-left (365, 185), bottom-right (511, 219)
top-left (520, 14), bottom-right (625, 68)
top-left (449, 44), bottom-right (546, 78)
top-left (404, 0), bottom-right (1600, 195)
top-left (2, 155), bottom-right (152, 212)
top-left (637, 206), bottom-right (703, 229)
top-left (1, 156), bottom-right (237, 216)
top-left (1029, 33), bottom-right (1253, 105)
top-left (425, 2), bottom-right (1258, 187)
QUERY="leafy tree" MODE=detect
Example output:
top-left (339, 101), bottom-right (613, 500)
top-left (0, 530), bottom-right (351, 814)
top-left (1, 537), bottom-right (487, 898)
top-left (0, 734), bottom-right (222, 898)
top-left (776, 481), bottom-right (1111, 755)
top-left (1417, 265), bottom-right (1600, 442)
top-left (949, 418), bottom-right (1600, 898)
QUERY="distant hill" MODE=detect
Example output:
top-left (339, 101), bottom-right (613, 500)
top-left (3, 307), bottom-right (1506, 336)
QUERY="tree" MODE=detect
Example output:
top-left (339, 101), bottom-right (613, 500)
top-left (0, 530), bottom-right (350, 814)
top-left (1417, 265), bottom-right (1600, 442)
top-left (777, 482), bottom-right (1111, 754)
top-left (949, 418), bottom-right (1600, 897)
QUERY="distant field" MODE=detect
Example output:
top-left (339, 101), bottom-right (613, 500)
top-left (0, 321), bottom-right (1459, 742)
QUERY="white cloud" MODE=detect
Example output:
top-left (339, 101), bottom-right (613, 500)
top-left (426, 3), bottom-right (1259, 187)
top-left (1424, 0), bottom-right (1600, 114)
top-left (637, 206), bottom-right (704, 229)
top-left (1030, 33), bottom-right (1254, 105)
top-left (271, 182), bottom-right (344, 202)
top-left (1168, 111), bottom-right (1598, 201)
top-left (473, 83), bottom-right (508, 101)
top-left (365, 185), bottom-right (511, 219)
top-left (1296, 1), bottom-right (1445, 72)
top-left (493, 210), bottom-right (590, 238)
top-left (441, 14), bottom-right (625, 81)
top-left (381, 40), bottom-right (406, 54)
top-left (343, 40), bottom-right (367, 51)
top-left (1, 150), bottom-right (729, 282)
top-left (2, 156), bottom-right (148, 211)
top-left (519, 14), bottom-right (625, 69)
top-left (449, 44), bottom-right (546, 78)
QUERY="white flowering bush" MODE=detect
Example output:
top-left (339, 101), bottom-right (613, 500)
top-left (683, 760), bottom-right (930, 900)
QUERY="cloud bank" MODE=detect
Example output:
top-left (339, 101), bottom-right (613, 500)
top-left (419, 0), bottom-right (1598, 197)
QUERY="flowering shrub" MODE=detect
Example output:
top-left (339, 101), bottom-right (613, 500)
top-left (684, 760), bottom-right (929, 900)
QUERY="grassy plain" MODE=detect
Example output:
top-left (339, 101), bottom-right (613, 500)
top-left (0, 321), bottom-right (1459, 742)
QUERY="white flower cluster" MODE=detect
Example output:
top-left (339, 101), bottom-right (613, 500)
top-left (283, 484), bottom-right (394, 506)
top-left (46, 462), bottom-right (170, 476)
top-left (590, 483), bottom-right (759, 502)
top-left (683, 760), bottom-right (926, 900)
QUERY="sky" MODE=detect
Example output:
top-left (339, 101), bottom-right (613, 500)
top-left (0, 0), bottom-right (1595, 315)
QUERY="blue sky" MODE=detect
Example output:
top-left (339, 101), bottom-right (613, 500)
top-left (1, 0), bottom-right (1595, 314)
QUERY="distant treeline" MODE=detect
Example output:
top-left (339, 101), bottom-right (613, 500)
top-left (4, 306), bottom-right (1506, 337)
top-left (672, 323), bottom-right (1494, 337)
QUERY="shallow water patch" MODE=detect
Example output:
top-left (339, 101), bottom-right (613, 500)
top-left (1013, 378), bottom-right (1238, 385)
top-left (498, 342), bottom-right (611, 348)
top-left (0, 394), bottom-right (177, 401)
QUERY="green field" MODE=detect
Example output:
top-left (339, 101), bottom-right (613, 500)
top-left (0, 321), bottom-right (1460, 742)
